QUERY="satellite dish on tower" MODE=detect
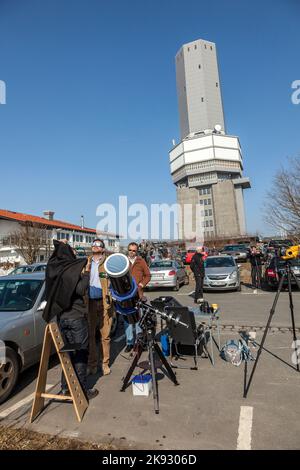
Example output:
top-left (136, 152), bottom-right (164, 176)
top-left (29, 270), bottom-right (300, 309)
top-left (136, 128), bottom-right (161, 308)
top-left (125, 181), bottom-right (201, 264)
top-left (214, 124), bottom-right (222, 133)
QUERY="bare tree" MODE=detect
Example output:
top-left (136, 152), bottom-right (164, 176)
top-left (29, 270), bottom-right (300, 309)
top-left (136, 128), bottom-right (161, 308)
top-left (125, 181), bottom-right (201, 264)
top-left (265, 156), bottom-right (300, 240)
top-left (10, 223), bottom-right (52, 265)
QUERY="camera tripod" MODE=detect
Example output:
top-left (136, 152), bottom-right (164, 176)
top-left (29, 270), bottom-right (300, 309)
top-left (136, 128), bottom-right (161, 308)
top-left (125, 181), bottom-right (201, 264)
top-left (120, 302), bottom-right (186, 414)
top-left (244, 259), bottom-right (300, 398)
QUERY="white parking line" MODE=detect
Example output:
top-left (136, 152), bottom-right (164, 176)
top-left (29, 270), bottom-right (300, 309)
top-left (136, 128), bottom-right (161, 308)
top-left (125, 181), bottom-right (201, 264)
top-left (237, 406), bottom-right (253, 450)
top-left (241, 292), bottom-right (267, 295)
top-left (0, 384), bottom-right (54, 420)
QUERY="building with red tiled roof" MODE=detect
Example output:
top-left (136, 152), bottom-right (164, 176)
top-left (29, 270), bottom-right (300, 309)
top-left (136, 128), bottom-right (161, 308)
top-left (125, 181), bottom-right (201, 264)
top-left (0, 209), bottom-right (120, 265)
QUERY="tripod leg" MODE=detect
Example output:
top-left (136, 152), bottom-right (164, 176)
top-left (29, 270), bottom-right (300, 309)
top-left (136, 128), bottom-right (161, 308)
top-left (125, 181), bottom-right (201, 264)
top-left (120, 345), bottom-right (143, 391)
top-left (148, 343), bottom-right (159, 414)
top-left (154, 342), bottom-right (179, 385)
top-left (287, 267), bottom-right (300, 372)
top-left (244, 272), bottom-right (286, 398)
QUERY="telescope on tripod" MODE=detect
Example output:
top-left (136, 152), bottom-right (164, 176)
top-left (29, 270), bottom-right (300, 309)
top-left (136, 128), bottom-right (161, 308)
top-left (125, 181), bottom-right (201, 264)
top-left (104, 253), bottom-right (188, 414)
top-left (104, 253), bottom-right (187, 328)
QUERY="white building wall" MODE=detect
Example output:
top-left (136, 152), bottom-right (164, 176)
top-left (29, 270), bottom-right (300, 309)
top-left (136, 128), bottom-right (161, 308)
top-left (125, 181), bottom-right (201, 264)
top-left (0, 220), bottom-right (19, 236)
top-left (169, 134), bottom-right (243, 174)
top-left (0, 219), bottom-right (120, 263)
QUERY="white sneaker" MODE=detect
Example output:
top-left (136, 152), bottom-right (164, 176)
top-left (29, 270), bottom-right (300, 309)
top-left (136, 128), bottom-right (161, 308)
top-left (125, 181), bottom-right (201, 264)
top-left (197, 298), bottom-right (204, 303)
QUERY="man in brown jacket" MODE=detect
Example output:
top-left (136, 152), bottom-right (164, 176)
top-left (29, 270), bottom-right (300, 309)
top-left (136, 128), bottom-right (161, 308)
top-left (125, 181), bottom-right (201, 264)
top-left (124, 242), bottom-right (151, 353)
top-left (85, 239), bottom-right (115, 376)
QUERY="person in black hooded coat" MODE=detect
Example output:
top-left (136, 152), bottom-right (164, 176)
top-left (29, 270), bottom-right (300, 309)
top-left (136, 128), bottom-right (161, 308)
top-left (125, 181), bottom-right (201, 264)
top-left (190, 247), bottom-right (205, 304)
top-left (43, 240), bottom-right (98, 400)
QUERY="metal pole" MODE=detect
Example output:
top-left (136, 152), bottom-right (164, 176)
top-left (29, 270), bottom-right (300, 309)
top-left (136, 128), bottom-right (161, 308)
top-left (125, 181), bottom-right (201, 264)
top-left (244, 272), bottom-right (286, 398)
top-left (287, 263), bottom-right (300, 372)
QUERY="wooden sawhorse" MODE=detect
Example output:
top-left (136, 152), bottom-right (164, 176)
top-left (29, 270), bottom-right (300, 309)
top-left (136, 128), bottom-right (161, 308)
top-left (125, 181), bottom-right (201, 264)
top-left (30, 321), bottom-right (89, 423)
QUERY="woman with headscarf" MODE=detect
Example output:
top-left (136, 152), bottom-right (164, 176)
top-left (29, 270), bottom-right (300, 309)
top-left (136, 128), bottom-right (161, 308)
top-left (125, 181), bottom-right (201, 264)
top-left (43, 240), bottom-right (98, 400)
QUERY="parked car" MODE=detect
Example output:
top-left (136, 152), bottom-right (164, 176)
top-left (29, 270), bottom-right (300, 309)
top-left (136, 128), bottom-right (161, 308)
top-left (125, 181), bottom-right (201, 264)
top-left (266, 239), bottom-right (294, 255)
top-left (220, 244), bottom-right (249, 262)
top-left (185, 249), bottom-right (196, 264)
top-left (0, 271), bottom-right (118, 404)
top-left (203, 255), bottom-right (241, 291)
top-left (264, 256), bottom-right (300, 290)
top-left (185, 247), bottom-right (209, 264)
top-left (147, 260), bottom-right (189, 291)
top-left (0, 272), bottom-right (46, 404)
top-left (9, 263), bottom-right (47, 275)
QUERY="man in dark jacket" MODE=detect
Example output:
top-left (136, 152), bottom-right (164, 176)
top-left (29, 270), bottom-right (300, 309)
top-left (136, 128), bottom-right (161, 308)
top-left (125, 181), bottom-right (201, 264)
top-left (190, 246), bottom-right (205, 304)
top-left (248, 246), bottom-right (263, 289)
top-left (44, 240), bottom-right (98, 400)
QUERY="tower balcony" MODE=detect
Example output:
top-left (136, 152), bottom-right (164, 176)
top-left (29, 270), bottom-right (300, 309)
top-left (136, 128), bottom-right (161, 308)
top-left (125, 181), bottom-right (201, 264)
top-left (169, 133), bottom-right (244, 179)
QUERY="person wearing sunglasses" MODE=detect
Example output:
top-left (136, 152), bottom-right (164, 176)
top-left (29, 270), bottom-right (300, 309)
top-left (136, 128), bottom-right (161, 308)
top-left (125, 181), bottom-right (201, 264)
top-left (85, 238), bottom-right (115, 376)
top-left (124, 242), bottom-right (151, 353)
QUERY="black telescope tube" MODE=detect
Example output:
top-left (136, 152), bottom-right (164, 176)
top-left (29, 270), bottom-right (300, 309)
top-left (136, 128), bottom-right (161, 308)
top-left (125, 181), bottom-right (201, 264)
top-left (104, 253), bottom-right (135, 296)
top-left (109, 273), bottom-right (132, 296)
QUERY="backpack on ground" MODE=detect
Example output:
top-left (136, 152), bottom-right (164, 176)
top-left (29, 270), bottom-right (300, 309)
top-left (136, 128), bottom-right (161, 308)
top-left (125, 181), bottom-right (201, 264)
top-left (220, 338), bottom-right (255, 366)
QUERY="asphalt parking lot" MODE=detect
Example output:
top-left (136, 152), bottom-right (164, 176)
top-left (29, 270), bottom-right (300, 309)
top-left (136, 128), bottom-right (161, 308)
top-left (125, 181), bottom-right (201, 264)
top-left (1, 283), bottom-right (300, 450)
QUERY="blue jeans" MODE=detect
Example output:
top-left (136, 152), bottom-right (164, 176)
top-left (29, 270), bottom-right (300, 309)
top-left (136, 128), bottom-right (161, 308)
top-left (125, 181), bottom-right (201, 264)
top-left (59, 316), bottom-right (89, 393)
top-left (124, 318), bottom-right (142, 346)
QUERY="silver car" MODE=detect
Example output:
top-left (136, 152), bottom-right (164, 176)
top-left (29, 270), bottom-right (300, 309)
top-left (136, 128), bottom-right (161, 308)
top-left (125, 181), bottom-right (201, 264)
top-left (0, 273), bottom-right (46, 404)
top-left (203, 255), bottom-right (241, 291)
top-left (147, 260), bottom-right (189, 291)
top-left (9, 263), bottom-right (47, 275)
top-left (220, 244), bottom-right (249, 262)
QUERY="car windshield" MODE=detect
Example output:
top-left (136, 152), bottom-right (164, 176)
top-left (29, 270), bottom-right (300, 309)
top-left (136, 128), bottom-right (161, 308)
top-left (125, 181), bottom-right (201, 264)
top-left (11, 266), bottom-right (33, 275)
top-left (274, 258), bottom-right (300, 268)
top-left (33, 265), bottom-right (46, 272)
top-left (150, 261), bottom-right (173, 268)
top-left (205, 257), bottom-right (235, 268)
top-left (0, 279), bottom-right (43, 312)
top-left (269, 240), bottom-right (293, 247)
top-left (223, 245), bottom-right (246, 251)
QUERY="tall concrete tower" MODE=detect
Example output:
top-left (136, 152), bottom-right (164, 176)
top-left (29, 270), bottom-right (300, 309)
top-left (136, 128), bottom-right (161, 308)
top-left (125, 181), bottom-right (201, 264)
top-left (169, 38), bottom-right (251, 241)
top-left (176, 38), bottom-right (225, 140)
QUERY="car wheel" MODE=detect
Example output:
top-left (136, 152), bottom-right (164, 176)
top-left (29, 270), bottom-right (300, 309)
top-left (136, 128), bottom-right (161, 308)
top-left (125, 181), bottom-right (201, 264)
top-left (184, 275), bottom-right (189, 285)
top-left (110, 315), bottom-right (119, 338)
top-left (173, 279), bottom-right (180, 291)
top-left (0, 346), bottom-right (20, 405)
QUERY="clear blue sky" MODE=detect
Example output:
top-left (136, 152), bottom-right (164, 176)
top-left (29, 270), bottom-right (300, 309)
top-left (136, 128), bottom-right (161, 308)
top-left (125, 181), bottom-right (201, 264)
top-left (0, 0), bottom-right (299, 237)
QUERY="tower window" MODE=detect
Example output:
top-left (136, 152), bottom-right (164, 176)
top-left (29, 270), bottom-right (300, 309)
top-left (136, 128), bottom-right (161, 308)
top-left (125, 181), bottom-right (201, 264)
top-left (198, 64), bottom-right (201, 69)
top-left (204, 44), bottom-right (207, 49)
top-left (187, 47), bottom-right (190, 52)
top-left (210, 46), bottom-right (213, 50)
top-left (201, 97), bottom-right (204, 102)
top-left (194, 44), bottom-right (197, 50)
top-left (216, 82), bottom-right (218, 87)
